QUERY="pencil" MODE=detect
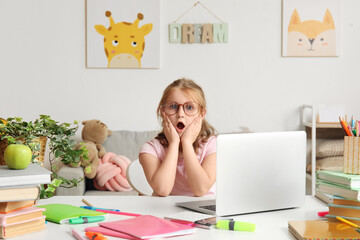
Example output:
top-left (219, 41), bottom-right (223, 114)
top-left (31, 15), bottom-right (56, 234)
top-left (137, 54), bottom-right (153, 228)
top-left (82, 198), bottom-right (93, 207)
top-left (336, 216), bottom-right (360, 229)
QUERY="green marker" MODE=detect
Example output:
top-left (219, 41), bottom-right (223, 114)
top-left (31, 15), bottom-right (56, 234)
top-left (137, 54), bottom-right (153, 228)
top-left (216, 220), bottom-right (256, 232)
top-left (69, 216), bottom-right (105, 224)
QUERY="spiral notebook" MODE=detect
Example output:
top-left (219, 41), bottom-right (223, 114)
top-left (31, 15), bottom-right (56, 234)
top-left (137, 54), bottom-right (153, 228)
top-left (288, 220), bottom-right (360, 240)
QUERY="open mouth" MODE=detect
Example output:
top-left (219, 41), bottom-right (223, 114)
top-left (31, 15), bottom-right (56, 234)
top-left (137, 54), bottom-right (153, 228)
top-left (177, 122), bottom-right (185, 130)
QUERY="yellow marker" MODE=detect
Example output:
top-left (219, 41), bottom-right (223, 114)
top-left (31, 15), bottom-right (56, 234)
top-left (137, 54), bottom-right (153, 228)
top-left (336, 216), bottom-right (360, 229)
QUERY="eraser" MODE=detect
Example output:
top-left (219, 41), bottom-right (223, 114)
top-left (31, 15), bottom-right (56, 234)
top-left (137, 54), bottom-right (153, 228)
top-left (216, 220), bottom-right (256, 232)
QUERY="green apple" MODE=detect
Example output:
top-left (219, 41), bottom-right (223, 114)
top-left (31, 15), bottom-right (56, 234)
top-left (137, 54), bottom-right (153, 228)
top-left (4, 144), bottom-right (32, 169)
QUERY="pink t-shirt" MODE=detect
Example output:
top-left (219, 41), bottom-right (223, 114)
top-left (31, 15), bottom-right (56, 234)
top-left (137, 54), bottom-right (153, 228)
top-left (139, 136), bottom-right (217, 196)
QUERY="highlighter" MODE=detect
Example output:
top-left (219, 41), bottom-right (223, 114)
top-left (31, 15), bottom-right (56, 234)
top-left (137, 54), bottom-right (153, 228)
top-left (85, 232), bottom-right (108, 240)
top-left (216, 220), bottom-right (256, 232)
top-left (69, 216), bottom-right (105, 224)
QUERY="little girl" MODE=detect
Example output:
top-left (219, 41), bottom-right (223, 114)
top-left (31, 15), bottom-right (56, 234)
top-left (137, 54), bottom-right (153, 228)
top-left (139, 78), bottom-right (217, 197)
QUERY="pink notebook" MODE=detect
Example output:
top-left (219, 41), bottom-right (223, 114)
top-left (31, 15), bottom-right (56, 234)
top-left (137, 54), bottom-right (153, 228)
top-left (99, 215), bottom-right (196, 239)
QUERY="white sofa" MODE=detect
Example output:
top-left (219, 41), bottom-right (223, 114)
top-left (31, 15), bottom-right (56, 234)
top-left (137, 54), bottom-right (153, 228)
top-left (55, 130), bottom-right (159, 196)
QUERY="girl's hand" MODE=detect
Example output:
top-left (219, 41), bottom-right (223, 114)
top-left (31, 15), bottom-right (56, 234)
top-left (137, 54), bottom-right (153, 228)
top-left (162, 111), bottom-right (180, 145)
top-left (181, 115), bottom-right (203, 145)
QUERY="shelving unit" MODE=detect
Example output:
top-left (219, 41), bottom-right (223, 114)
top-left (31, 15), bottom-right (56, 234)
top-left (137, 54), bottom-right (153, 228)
top-left (301, 105), bottom-right (343, 195)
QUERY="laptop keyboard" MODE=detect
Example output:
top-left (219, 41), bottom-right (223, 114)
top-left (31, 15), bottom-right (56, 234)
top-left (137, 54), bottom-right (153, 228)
top-left (199, 204), bottom-right (216, 211)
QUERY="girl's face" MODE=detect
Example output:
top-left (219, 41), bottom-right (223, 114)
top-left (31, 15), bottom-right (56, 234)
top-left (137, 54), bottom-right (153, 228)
top-left (163, 88), bottom-right (203, 135)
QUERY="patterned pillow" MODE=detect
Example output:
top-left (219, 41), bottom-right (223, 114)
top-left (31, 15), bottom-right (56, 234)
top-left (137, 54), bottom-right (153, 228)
top-left (316, 139), bottom-right (344, 158)
top-left (306, 156), bottom-right (343, 173)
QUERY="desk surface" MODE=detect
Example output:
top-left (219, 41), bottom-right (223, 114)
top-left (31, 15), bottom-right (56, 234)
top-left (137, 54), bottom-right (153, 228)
top-left (12, 195), bottom-right (327, 240)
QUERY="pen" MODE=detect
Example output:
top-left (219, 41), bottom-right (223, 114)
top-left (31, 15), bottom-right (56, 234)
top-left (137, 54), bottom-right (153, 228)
top-left (72, 229), bottom-right (87, 240)
top-left (169, 219), bottom-right (195, 227)
top-left (69, 216), bottom-right (105, 224)
top-left (95, 209), bottom-right (141, 217)
top-left (80, 206), bottom-right (120, 212)
top-left (336, 216), bottom-right (360, 229)
top-left (85, 232), bottom-right (108, 240)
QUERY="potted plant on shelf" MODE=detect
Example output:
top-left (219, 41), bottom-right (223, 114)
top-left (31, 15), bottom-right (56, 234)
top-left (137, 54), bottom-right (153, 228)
top-left (0, 115), bottom-right (89, 198)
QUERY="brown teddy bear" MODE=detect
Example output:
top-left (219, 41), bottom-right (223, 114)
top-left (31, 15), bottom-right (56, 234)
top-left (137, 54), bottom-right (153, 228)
top-left (80, 120), bottom-right (112, 179)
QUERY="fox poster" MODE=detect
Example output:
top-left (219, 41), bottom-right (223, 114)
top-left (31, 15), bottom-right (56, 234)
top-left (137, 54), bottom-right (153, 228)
top-left (282, 0), bottom-right (340, 57)
top-left (86, 0), bottom-right (160, 68)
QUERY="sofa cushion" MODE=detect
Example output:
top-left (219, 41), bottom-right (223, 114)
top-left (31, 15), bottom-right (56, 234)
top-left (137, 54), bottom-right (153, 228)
top-left (102, 130), bottom-right (160, 161)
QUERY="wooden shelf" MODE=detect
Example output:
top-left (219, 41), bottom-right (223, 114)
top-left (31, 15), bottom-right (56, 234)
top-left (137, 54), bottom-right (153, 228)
top-left (303, 122), bottom-right (341, 128)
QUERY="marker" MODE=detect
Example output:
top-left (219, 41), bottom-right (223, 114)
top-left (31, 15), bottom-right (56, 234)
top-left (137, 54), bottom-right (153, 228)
top-left (80, 206), bottom-right (120, 212)
top-left (216, 220), bottom-right (256, 232)
top-left (72, 229), bottom-right (87, 240)
top-left (336, 216), bottom-right (360, 229)
top-left (85, 232), bottom-right (108, 240)
top-left (339, 117), bottom-right (352, 136)
top-left (317, 211), bottom-right (329, 217)
top-left (95, 209), bottom-right (141, 217)
top-left (351, 116), bottom-right (355, 129)
top-left (69, 216), bottom-right (105, 224)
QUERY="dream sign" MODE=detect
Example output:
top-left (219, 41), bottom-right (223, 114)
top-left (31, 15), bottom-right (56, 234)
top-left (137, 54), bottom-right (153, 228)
top-left (169, 23), bottom-right (228, 44)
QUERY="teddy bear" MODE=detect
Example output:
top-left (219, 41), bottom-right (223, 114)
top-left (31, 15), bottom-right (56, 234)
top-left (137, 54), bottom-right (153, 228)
top-left (80, 120), bottom-right (112, 179)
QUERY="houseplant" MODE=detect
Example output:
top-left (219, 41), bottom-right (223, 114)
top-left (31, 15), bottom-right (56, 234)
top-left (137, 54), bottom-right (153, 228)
top-left (0, 115), bottom-right (89, 198)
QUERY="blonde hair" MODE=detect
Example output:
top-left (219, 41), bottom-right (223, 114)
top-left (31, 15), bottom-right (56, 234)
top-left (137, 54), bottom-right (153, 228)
top-left (155, 78), bottom-right (216, 152)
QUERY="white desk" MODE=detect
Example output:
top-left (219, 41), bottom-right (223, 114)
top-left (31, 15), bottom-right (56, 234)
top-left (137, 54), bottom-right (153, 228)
top-left (12, 196), bottom-right (327, 240)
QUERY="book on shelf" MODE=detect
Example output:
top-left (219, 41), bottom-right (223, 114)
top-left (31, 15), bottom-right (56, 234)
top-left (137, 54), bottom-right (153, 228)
top-left (99, 215), bottom-right (196, 239)
top-left (288, 220), bottom-right (360, 240)
top-left (328, 203), bottom-right (360, 218)
top-left (0, 215), bottom-right (46, 238)
top-left (0, 200), bottom-right (36, 214)
top-left (317, 181), bottom-right (360, 201)
top-left (317, 170), bottom-right (360, 189)
top-left (0, 185), bottom-right (40, 202)
top-left (0, 163), bottom-right (51, 188)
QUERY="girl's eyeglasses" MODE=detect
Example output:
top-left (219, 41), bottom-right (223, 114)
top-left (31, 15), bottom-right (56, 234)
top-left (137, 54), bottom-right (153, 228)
top-left (161, 102), bottom-right (200, 116)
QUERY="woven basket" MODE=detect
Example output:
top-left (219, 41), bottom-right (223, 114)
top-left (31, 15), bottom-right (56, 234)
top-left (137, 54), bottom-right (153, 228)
top-left (0, 136), bottom-right (47, 166)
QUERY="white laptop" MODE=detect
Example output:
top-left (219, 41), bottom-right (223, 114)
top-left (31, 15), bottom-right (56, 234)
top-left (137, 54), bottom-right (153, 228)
top-left (176, 131), bottom-right (306, 216)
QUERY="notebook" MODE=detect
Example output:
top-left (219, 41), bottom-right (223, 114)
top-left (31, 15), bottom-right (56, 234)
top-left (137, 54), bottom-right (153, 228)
top-left (288, 220), bottom-right (360, 239)
top-left (176, 131), bottom-right (306, 216)
top-left (99, 215), bottom-right (196, 239)
top-left (37, 204), bottom-right (106, 224)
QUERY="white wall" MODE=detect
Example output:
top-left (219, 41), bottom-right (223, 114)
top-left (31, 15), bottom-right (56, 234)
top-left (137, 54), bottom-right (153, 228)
top-left (1, 0), bottom-right (360, 137)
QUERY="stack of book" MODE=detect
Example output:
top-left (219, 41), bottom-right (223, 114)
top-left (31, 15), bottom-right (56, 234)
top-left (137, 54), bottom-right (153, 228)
top-left (315, 170), bottom-right (360, 224)
top-left (316, 170), bottom-right (360, 203)
top-left (0, 164), bottom-right (51, 238)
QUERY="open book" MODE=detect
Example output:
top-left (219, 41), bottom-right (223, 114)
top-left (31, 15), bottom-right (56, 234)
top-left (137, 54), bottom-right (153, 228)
top-left (99, 215), bottom-right (196, 239)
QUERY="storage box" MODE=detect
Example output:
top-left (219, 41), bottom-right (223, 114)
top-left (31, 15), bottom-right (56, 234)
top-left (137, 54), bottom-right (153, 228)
top-left (343, 136), bottom-right (360, 174)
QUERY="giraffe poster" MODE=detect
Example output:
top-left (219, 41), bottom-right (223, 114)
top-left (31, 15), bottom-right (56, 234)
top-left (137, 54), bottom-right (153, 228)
top-left (282, 0), bottom-right (340, 57)
top-left (86, 0), bottom-right (159, 68)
